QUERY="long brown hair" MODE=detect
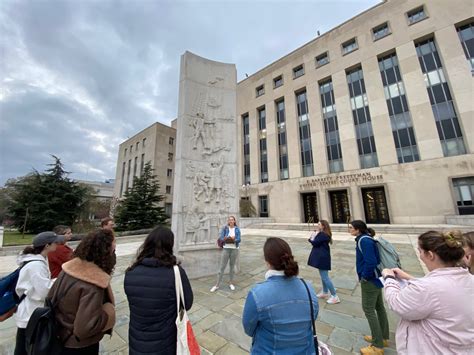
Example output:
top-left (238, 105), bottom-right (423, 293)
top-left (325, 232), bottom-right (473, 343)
top-left (263, 237), bottom-right (298, 277)
top-left (319, 219), bottom-right (332, 244)
top-left (127, 226), bottom-right (178, 271)
top-left (74, 229), bottom-right (116, 275)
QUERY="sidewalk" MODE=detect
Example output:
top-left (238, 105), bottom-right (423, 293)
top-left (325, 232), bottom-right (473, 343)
top-left (0, 229), bottom-right (424, 354)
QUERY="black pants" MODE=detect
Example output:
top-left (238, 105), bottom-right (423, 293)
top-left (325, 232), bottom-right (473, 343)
top-left (14, 328), bottom-right (27, 355)
top-left (61, 343), bottom-right (99, 355)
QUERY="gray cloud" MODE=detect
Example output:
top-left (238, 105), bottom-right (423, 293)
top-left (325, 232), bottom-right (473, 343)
top-left (0, 0), bottom-right (380, 184)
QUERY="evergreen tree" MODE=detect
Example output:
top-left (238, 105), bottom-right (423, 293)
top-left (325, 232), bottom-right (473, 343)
top-left (115, 162), bottom-right (167, 230)
top-left (5, 156), bottom-right (89, 233)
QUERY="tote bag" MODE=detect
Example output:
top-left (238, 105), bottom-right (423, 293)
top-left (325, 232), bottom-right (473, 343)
top-left (174, 266), bottom-right (200, 355)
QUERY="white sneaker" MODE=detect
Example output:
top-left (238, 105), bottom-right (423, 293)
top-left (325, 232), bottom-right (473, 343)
top-left (229, 284), bottom-right (235, 291)
top-left (326, 295), bottom-right (341, 304)
top-left (210, 285), bottom-right (219, 293)
top-left (316, 291), bottom-right (330, 299)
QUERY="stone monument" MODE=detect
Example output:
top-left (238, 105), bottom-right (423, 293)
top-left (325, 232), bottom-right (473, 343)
top-left (171, 51), bottom-right (238, 279)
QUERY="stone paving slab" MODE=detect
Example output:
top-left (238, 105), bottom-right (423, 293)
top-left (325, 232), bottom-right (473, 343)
top-left (0, 229), bottom-right (426, 354)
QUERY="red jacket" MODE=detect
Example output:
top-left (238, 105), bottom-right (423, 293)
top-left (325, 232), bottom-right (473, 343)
top-left (48, 244), bottom-right (74, 278)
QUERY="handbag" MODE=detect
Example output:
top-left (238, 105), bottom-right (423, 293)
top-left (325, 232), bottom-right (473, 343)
top-left (300, 279), bottom-right (332, 355)
top-left (174, 266), bottom-right (200, 355)
top-left (217, 237), bottom-right (224, 248)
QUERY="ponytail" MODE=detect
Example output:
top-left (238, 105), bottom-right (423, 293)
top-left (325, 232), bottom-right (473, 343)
top-left (264, 237), bottom-right (299, 277)
top-left (22, 245), bottom-right (44, 255)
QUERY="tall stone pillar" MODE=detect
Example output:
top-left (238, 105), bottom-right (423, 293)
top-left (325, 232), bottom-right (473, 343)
top-left (171, 52), bottom-right (238, 279)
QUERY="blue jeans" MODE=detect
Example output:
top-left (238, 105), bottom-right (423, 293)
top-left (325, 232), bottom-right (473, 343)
top-left (319, 269), bottom-right (336, 296)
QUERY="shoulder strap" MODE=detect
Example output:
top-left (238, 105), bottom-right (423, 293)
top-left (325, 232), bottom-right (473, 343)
top-left (50, 273), bottom-right (79, 308)
top-left (174, 266), bottom-right (185, 313)
top-left (300, 278), bottom-right (319, 353)
top-left (357, 235), bottom-right (370, 253)
top-left (17, 260), bottom-right (42, 304)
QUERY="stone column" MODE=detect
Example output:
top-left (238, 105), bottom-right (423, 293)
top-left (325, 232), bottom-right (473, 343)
top-left (172, 52), bottom-right (238, 279)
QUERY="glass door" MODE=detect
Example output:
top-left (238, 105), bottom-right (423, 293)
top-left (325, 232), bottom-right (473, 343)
top-left (361, 187), bottom-right (390, 224)
top-left (301, 192), bottom-right (319, 223)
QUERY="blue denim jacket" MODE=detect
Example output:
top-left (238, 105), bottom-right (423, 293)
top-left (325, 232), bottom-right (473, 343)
top-left (242, 274), bottom-right (319, 355)
top-left (219, 225), bottom-right (241, 248)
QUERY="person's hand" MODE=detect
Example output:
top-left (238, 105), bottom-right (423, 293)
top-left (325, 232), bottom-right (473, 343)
top-left (392, 268), bottom-right (414, 280)
top-left (381, 268), bottom-right (395, 278)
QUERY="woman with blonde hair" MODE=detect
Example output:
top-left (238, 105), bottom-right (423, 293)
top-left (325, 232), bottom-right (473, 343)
top-left (210, 215), bottom-right (241, 292)
top-left (307, 220), bottom-right (340, 304)
top-left (382, 230), bottom-right (474, 354)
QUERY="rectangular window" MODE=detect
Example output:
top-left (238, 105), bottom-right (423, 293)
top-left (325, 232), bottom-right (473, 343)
top-left (256, 85), bottom-right (265, 97)
top-left (168, 152), bottom-right (173, 161)
top-left (372, 22), bottom-right (390, 41)
top-left (319, 78), bottom-right (344, 173)
top-left (273, 75), bottom-right (283, 88)
top-left (293, 64), bottom-right (305, 79)
top-left (342, 38), bottom-right (358, 55)
top-left (453, 177), bottom-right (474, 215)
top-left (346, 66), bottom-right (379, 169)
top-left (126, 159), bottom-right (132, 191)
top-left (407, 6), bottom-right (427, 25)
top-left (133, 156), bottom-right (138, 177)
top-left (316, 52), bottom-right (329, 67)
top-left (124, 148), bottom-right (127, 157)
top-left (415, 38), bottom-right (466, 156)
top-left (140, 153), bottom-right (145, 174)
top-left (242, 114), bottom-right (251, 185)
top-left (166, 185), bottom-right (172, 194)
top-left (258, 106), bottom-right (266, 131)
top-left (169, 137), bottom-right (174, 145)
top-left (258, 107), bottom-right (268, 183)
top-left (276, 99), bottom-right (289, 180)
top-left (136, 142), bottom-right (139, 150)
top-left (456, 21), bottom-right (474, 71)
top-left (167, 169), bottom-right (172, 177)
top-left (165, 203), bottom-right (172, 218)
top-left (379, 52), bottom-right (420, 163)
top-left (296, 90), bottom-right (314, 177)
top-left (120, 162), bottom-right (126, 197)
top-left (142, 138), bottom-right (146, 148)
top-left (130, 145), bottom-right (133, 154)
top-left (259, 195), bottom-right (269, 217)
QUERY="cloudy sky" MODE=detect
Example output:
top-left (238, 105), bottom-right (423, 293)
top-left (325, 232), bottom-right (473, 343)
top-left (0, 0), bottom-right (379, 185)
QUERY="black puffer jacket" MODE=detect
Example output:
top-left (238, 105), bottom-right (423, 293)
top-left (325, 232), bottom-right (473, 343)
top-left (124, 258), bottom-right (193, 355)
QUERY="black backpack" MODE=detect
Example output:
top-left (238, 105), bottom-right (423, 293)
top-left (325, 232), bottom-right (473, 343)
top-left (25, 273), bottom-right (78, 355)
top-left (0, 260), bottom-right (37, 322)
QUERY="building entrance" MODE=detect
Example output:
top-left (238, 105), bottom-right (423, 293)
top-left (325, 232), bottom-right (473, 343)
top-left (301, 192), bottom-right (319, 223)
top-left (361, 187), bottom-right (390, 224)
top-left (329, 190), bottom-right (351, 223)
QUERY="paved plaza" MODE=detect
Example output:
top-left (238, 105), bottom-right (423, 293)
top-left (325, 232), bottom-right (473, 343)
top-left (0, 229), bottom-right (426, 354)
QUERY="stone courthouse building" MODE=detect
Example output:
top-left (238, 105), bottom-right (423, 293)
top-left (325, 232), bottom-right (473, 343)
top-left (114, 0), bottom-right (473, 225)
top-left (236, 0), bottom-right (473, 225)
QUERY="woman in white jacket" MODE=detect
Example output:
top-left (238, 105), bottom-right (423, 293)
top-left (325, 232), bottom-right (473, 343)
top-left (382, 230), bottom-right (474, 355)
top-left (14, 231), bottom-right (64, 355)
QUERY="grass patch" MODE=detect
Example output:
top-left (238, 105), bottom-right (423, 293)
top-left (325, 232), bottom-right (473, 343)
top-left (3, 231), bottom-right (35, 246)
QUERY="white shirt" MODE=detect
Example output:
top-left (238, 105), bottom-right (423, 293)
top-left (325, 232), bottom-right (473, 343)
top-left (223, 227), bottom-right (238, 249)
top-left (265, 269), bottom-right (285, 280)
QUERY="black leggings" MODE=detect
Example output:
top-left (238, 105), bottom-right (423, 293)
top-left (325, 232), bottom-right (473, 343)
top-left (61, 343), bottom-right (99, 355)
top-left (14, 328), bottom-right (27, 355)
top-left (15, 328), bottom-right (98, 355)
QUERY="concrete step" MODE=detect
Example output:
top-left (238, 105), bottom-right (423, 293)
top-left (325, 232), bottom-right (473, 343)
top-left (252, 223), bottom-right (473, 234)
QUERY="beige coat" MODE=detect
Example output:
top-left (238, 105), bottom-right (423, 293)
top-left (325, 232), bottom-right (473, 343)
top-left (48, 258), bottom-right (115, 348)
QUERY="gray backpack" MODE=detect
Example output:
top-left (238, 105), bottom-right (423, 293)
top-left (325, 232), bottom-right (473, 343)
top-left (358, 236), bottom-right (402, 272)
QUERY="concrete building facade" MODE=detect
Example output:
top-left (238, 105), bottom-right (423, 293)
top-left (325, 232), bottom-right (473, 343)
top-left (113, 122), bottom-right (176, 217)
top-left (236, 0), bottom-right (474, 224)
